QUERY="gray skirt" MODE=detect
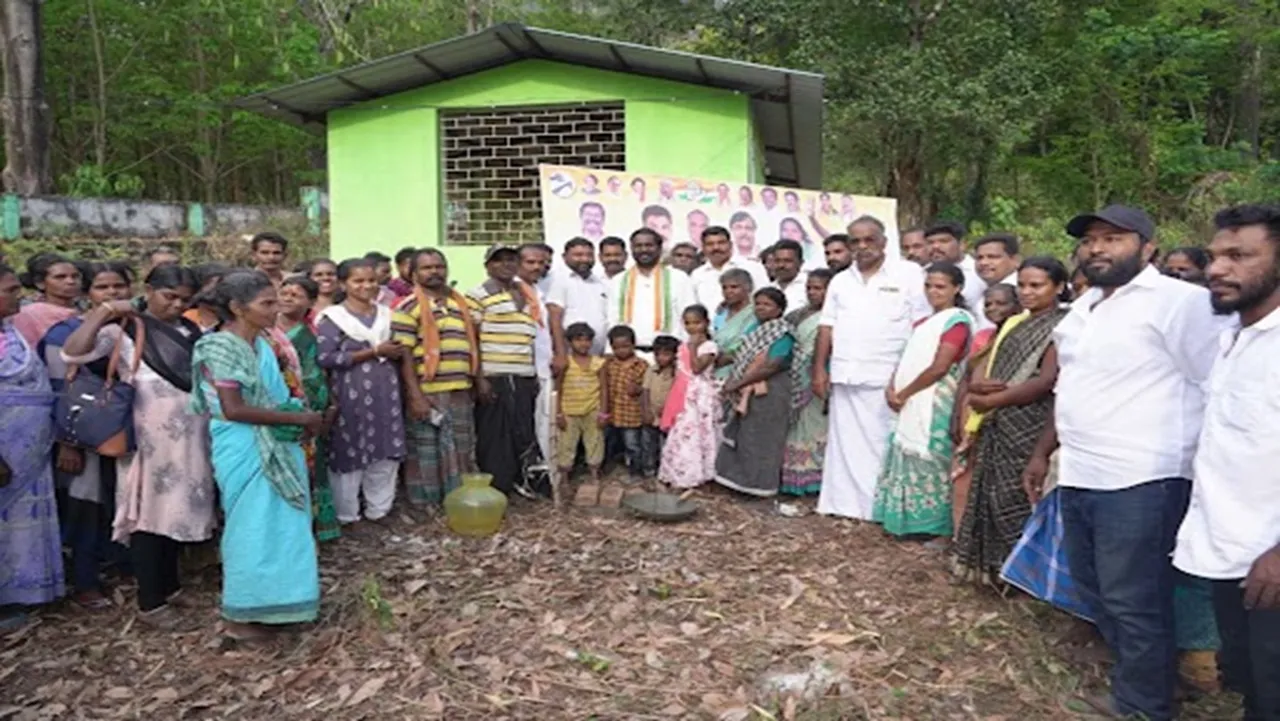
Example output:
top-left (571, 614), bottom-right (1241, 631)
top-left (713, 374), bottom-right (791, 497)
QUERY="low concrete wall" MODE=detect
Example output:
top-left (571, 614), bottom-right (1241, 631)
top-left (3, 190), bottom-right (328, 239)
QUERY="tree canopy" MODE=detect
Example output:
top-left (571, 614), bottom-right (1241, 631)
top-left (6, 0), bottom-right (1279, 251)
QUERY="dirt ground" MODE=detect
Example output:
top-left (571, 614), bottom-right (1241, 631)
top-left (0, 490), bottom-right (1244, 720)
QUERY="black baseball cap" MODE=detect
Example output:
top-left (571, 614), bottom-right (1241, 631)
top-left (1066, 205), bottom-right (1155, 242)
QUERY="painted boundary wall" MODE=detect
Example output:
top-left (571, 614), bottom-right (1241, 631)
top-left (327, 59), bottom-right (756, 290)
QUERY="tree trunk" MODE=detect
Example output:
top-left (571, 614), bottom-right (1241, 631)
top-left (0, 0), bottom-right (51, 194)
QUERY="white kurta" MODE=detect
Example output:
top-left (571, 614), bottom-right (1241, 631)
top-left (816, 384), bottom-right (895, 520)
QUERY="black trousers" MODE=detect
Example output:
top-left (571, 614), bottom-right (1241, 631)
top-left (131, 531), bottom-right (180, 611)
top-left (473, 375), bottom-right (540, 495)
top-left (1213, 579), bottom-right (1280, 721)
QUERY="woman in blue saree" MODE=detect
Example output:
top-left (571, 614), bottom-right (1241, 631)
top-left (0, 263), bottom-right (64, 628)
top-left (190, 271), bottom-right (327, 642)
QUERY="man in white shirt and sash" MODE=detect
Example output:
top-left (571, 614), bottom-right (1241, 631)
top-left (606, 228), bottom-right (693, 353)
top-left (516, 244), bottom-right (555, 468)
top-left (1022, 205), bottom-right (1220, 721)
top-left (690, 226), bottom-right (769, 309)
top-left (1173, 203), bottom-right (1280, 721)
top-left (814, 216), bottom-right (928, 520)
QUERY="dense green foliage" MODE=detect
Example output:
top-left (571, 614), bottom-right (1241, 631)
top-left (26, 0), bottom-right (1280, 251)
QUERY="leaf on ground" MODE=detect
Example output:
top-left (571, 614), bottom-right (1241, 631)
top-left (345, 676), bottom-right (387, 707)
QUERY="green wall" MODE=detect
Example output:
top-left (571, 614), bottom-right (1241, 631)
top-left (327, 59), bottom-right (754, 290)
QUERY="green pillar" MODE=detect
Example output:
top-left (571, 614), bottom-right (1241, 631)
top-left (187, 203), bottom-right (206, 237)
top-left (1, 194), bottom-right (20, 240)
top-left (300, 186), bottom-right (322, 235)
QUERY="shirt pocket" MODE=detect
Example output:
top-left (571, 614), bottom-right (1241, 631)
top-left (874, 288), bottom-right (910, 322)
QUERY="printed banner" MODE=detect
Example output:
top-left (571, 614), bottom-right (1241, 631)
top-left (537, 164), bottom-right (900, 266)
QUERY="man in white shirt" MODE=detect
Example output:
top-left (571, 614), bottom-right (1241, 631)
top-left (517, 244), bottom-right (555, 467)
top-left (769, 239), bottom-right (808, 313)
top-left (1172, 203), bottom-right (1280, 721)
top-left (1021, 205), bottom-right (1220, 721)
top-left (925, 221), bottom-right (989, 326)
top-left (814, 216), bottom-right (929, 520)
top-left (900, 227), bottom-right (929, 266)
top-left (606, 228), bottom-right (693, 350)
top-left (548, 237), bottom-right (609, 359)
top-left (690, 226), bottom-right (769, 309)
top-left (823, 233), bottom-right (853, 273)
top-left (972, 233), bottom-right (1022, 290)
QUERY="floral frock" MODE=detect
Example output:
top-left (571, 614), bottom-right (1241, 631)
top-left (658, 340), bottom-right (721, 488)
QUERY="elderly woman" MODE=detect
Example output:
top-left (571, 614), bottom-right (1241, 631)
top-left (713, 287), bottom-right (794, 496)
top-left (712, 268), bottom-right (757, 380)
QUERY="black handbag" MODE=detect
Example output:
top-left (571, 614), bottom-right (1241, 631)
top-left (55, 318), bottom-right (146, 458)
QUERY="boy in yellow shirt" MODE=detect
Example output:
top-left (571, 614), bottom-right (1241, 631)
top-left (556, 323), bottom-right (608, 484)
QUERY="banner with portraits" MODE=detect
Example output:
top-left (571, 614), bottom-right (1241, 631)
top-left (537, 164), bottom-right (900, 267)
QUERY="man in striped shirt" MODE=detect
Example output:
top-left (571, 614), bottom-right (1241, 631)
top-left (466, 245), bottom-right (543, 496)
top-left (391, 248), bottom-right (480, 507)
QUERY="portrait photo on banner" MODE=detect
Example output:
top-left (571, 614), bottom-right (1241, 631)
top-left (538, 164), bottom-right (901, 268)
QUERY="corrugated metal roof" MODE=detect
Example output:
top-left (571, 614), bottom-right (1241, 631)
top-left (232, 23), bottom-right (825, 188)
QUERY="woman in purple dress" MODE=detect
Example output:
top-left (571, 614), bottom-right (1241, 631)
top-left (315, 259), bottom-right (409, 529)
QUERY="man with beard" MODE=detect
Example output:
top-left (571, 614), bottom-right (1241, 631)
top-left (690, 225), bottom-right (768, 309)
top-left (517, 244), bottom-right (555, 469)
top-left (924, 221), bottom-right (987, 321)
top-left (391, 249), bottom-right (480, 507)
top-left (598, 237), bottom-right (628, 280)
top-left (467, 245), bottom-right (543, 497)
top-left (1174, 204), bottom-right (1280, 721)
top-left (1021, 205), bottom-right (1220, 721)
top-left (972, 233), bottom-right (1022, 288)
top-left (606, 228), bottom-right (693, 352)
top-left (250, 232), bottom-right (288, 287)
top-left (549, 237), bottom-right (609, 359)
top-left (900, 227), bottom-right (929, 266)
top-left (823, 233), bottom-right (853, 273)
top-left (815, 216), bottom-right (928, 521)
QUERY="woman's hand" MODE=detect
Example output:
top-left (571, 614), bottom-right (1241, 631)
top-left (55, 443), bottom-right (85, 475)
top-left (885, 388), bottom-right (905, 413)
top-left (968, 394), bottom-right (996, 413)
top-left (812, 368), bottom-right (830, 401)
top-left (375, 341), bottom-right (404, 359)
top-left (969, 379), bottom-right (1007, 396)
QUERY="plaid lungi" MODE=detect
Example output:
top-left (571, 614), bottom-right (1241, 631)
top-left (405, 390), bottom-right (477, 506)
top-left (1000, 487), bottom-right (1097, 622)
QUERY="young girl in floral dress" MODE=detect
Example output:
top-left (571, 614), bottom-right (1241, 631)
top-left (658, 305), bottom-right (721, 489)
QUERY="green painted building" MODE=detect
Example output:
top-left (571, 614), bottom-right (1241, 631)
top-left (237, 23), bottom-right (824, 288)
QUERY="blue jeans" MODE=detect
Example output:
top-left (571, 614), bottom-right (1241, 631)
top-left (1213, 579), bottom-right (1280, 721)
top-left (1060, 478), bottom-right (1190, 721)
top-left (618, 427), bottom-right (643, 479)
top-left (639, 426), bottom-right (665, 477)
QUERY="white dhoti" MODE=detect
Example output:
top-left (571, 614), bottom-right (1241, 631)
top-left (817, 383), bottom-right (895, 520)
top-left (535, 376), bottom-right (553, 464)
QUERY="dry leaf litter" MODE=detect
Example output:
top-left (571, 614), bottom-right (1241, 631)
top-left (0, 489), bottom-right (1243, 720)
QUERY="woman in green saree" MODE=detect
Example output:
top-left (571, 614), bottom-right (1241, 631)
top-left (781, 269), bottom-right (833, 496)
top-left (277, 277), bottom-right (340, 543)
top-left (711, 268), bottom-right (758, 381)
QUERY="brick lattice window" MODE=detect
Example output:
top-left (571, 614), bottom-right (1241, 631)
top-left (442, 103), bottom-right (626, 246)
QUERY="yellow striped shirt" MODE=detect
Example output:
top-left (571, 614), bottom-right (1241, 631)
top-left (391, 294), bottom-right (474, 393)
top-left (466, 281), bottom-right (537, 377)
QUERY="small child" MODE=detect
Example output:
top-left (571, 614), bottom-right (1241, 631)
top-left (555, 323), bottom-right (607, 482)
top-left (640, 335), bottom-right (679, 479)
top-left (658, 305), bottom-right (721, 488)
top-left (603, 325), bottom-right (651, 481)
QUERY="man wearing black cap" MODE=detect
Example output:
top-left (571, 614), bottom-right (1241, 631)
top-left (466, 244), bottom-right (543, 497)
top-left (1021, 205), bottom-right (1221, 720)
